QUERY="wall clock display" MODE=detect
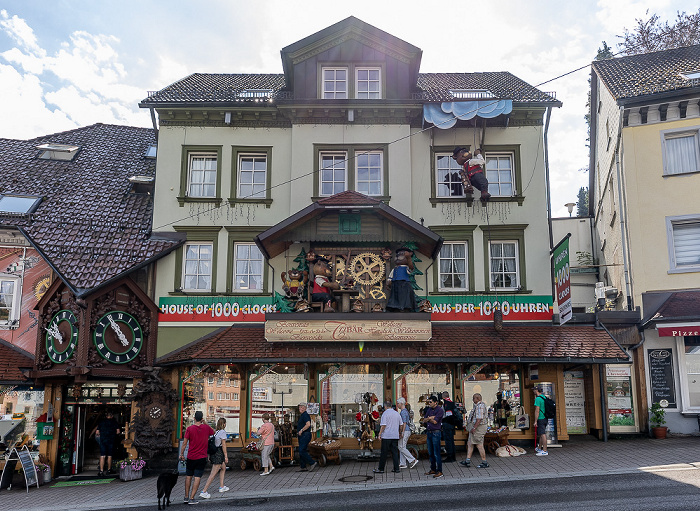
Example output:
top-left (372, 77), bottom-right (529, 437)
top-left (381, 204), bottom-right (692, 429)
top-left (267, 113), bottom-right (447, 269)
top-left (45, 310), bottom-right (78, 363)
top-left (93, 311), bottom-right (143, 364)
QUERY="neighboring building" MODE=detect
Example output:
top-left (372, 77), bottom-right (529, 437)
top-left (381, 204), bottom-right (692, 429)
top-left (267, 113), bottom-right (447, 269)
top-left (590, 44), bottom-right (700, 434)
top-left (143, 16), bottom-right (628, 450)
top-left (0, 124), bottom-right (184, 474)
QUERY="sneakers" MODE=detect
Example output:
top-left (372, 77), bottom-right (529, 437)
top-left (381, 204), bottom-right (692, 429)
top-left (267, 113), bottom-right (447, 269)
top-left (97, 471), bottom-right (103, 477)
top-left (218, 486), bottom-right (230, 492)
top-left (398, 464), bottom-right (408, 469)
top-left (260, 471), bottom-right (270, 476)
top-left (199, 492), bottom-right (211, 499)
top-left (433, 471), bottom-right (444, 478)
top-left (184, 498), bottom-right (189, 504)
top-left (477, 461), bottom-right (489, 468)
top-left (536, 451), bottom-right (549, 456)
top-left (269, 466), bottom-right (275, 473)
top-left (425, 470), bottom-right (436, 475)
top-left (409, 459), bottom-right (419, 469)
top-left (372, 468), bottom-right (384, 474)
top-left (459, 459), bottom-right (471, 467)
top-left (535, 447), bottom-right (543, 453)
top-left (308, 462), bottom-right (318, 472)
top-left (188, 499), bottom-right (199, 505)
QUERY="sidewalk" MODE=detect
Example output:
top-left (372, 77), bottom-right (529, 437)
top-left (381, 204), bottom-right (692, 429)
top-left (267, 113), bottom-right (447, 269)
top-left (2, 436), bottom-right (698, 511)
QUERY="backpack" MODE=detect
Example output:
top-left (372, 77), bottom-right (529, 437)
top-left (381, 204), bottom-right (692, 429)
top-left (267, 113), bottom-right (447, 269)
top-left (452, 407), bottom-right (463, 429)
top-left (207, 434), bottom-right (218, 455)
top-left (542, 396), bottom-right (556, 419)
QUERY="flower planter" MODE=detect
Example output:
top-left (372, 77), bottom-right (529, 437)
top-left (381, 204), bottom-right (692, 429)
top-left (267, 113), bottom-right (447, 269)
top-left (119, 466), bottom-right (144, 481)
top-left (651, 426), bottom-right (668, 439)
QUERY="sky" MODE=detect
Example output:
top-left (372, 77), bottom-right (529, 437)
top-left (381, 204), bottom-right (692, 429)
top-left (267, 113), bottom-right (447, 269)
top-left (0, 0), bottom-right (696, 217)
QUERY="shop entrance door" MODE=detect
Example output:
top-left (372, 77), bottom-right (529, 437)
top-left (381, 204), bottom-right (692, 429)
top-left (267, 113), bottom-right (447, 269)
top-left (72, 405), bottom-right (86, 474)
top-left (73, 404), bottom-right (131, 475)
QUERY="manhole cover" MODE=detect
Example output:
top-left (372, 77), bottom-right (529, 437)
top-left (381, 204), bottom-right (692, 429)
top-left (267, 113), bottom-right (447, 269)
top-left (229, 498), bottom-right (269, 506)
top-left (339, 475), bottom-right (373, 483)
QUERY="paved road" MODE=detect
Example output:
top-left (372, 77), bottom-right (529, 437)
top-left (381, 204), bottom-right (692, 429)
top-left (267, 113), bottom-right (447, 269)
top-left (138, 469), bottom-right (700, 511)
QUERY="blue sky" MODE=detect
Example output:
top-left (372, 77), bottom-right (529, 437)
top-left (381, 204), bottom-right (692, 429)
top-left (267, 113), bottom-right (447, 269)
top-left (0, 0), bottom-right (696, 216)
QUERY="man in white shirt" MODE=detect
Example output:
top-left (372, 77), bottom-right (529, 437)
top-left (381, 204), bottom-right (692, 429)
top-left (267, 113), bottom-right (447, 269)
top-left (373, 400), bottom-right (402, 474)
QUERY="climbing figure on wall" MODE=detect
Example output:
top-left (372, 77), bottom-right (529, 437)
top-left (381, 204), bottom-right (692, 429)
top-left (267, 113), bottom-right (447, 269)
top-left (452, 147), bottom-right (491, 202)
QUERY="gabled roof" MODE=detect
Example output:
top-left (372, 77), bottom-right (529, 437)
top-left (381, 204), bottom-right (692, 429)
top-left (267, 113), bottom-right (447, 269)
top-left (0, 124), bottom-right (184, 296)
top-left (155, 323), bottom-right (629, 365)
top-left (0, 338), bottom-right (33, 383)
top-left (254, 191), bottom-right (443, 260)
top-left (593, 44), bottom-right (700, 103)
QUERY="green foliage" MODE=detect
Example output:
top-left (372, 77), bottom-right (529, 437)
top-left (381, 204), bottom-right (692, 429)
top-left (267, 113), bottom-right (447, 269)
top-left (402, 242), bottom-right (423, 291)
top-left (576, 187), bottom-right (589, 217)
top-left (273, 292), bottom-right (294, 313)
top-left (576, 250), bottom-right (594, 266)
top-left (293, 248), bottom-right (308, 272)
top-left (650, 402), bottom-right (666, 427)
top-left (618, 9), bottom-right (700, 55)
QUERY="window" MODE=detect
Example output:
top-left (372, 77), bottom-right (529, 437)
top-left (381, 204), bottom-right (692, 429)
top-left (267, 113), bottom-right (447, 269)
top-left (233, 380), bottom-right (239, 387)
top-left (489, 241), bottom-right (519, 290)
top-left (320, 152), bottom-right (348, 195)
top-left (438, 242), bottom-right (468, 290)
top-left (667, 216), bottom-right (700, 272)
top-left (208, 392), bottom-right (214, 400)
top-left (208, 376), bottom-right (214, 385)
top-left (187, 153), bottom-right (217, 198)
top-left (356, 68), bottom-right (381, 99)
top-left (435, 153), bottom-right (464, 197)
top-left (182, 243), bottom-right (212, 291)
top-left (217, 378), bottom-right (224, 386)
top-left (233, 393), bottom-right (239, 400)
top-left (145, 144), bottom-right (157, 158)
top-left (36, 143), bottom-right (79, 161)
top-left (682, 337), bottom-right (700, 410)
top-left (485, 154), bottom-right (514, 196)
top-left (217, 393), bottom-right (222, 401)
top-left (0, 275), bottom-right (20, 325)
top-left (0, 195), bottom-right (41, 215)
top-left (355, 151), bottom-right (382, 195)
top-left (681, 71), bottom-right (700, 80)
top-left (322, 67), bottom-right (348, 99)
top-left (226, 379), bottom-right (231, 387)
top-left (662, 128), bottom-right (700, 176)
top-left (237, 154), bottom-right (267, 199)
top-left (234, 243), bottom-right (264, 291)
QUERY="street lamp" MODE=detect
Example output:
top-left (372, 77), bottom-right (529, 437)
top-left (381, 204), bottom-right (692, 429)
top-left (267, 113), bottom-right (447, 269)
top-left (565, 202), bottom-right (577, 217)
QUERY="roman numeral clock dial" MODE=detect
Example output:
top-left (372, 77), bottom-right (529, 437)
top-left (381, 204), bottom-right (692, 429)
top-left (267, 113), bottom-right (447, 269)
top-left (93, 311), bottom-right (144, 364)
top-left (45, 310), bottom-right (78, 364)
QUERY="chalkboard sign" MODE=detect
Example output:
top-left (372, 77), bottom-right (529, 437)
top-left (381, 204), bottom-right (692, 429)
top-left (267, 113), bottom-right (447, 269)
top-left (0, 458), bottom-right (17, 490)
top-left (648, 348), bottom-right (676, 408)
top-left (18, 449), bottom-right (38, 488)
top-left (0, 447), bottom-right (38, 492)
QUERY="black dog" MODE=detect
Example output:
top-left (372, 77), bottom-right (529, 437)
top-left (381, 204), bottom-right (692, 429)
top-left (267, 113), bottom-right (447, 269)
top-left (157, 469), bottom-right (179, 510)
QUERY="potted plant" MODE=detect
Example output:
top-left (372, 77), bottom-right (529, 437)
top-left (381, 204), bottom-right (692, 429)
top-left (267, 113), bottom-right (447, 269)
top-left (650, 402), bottom-right (668, 439)
top-left (118, 456), bottom-right (146, 481)
top-left (34, 462), bottom-right (51, 485)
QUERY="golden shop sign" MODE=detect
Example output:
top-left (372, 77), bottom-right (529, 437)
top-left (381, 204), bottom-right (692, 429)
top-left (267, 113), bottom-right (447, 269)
top-left (265, 319), bottom-right (432, 342)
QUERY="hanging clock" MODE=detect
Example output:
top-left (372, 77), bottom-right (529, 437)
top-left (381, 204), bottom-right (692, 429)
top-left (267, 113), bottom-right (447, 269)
top-left (93, 311), bottom-right (144, 364)
top-left (45, 310), bottom-right (78, 363)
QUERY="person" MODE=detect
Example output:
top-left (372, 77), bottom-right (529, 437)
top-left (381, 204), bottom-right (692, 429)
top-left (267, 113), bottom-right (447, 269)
top-left (296, 403), bottom-right (317, 472)
top-left (95, 410), bottom-right (120, 476)
top-left (396, 397), bottom-right (418, 469)
top-left (373, 400), bottom-right (402, 474)
top-left (198, 418), bottom-right (229, 499)
top-left (533, 386), bottom-right (549, 456)
top-left (452, 147), bottom-right (491, 201)
top-left (493, 392), bottom-right (511, 427)
top-left (420, 395), bottom-right (444, 478)
top-left (460, 393), bottom-right (489, 468)
top-left (386, 247), bottom-right (417, 312)
top-left (441, 391), bottom-right (457, 463)
top-left (179, 410), bottom-right (215, 505)
top-left (257, 413), bottom-right (276, 475)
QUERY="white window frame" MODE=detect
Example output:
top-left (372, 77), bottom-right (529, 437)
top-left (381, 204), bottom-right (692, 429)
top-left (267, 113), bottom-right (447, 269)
top-left (237, 153), bottom-right (267, 199)
top-left (489, 240), bottom-right (520, 291)
top-left (435, 153), bottom-right (465, 197)
top-left (0, 274), bottom-right (21, 327)
top-left (319, 151), bottom-right (348, 196)
top-left (661, 126), bottom-right (700, 176)
top-left (322, 67), bottom-right (348, 99)
top-left (233, 393), bottom-right (239, 400)
top-left (233, 242), bottom-right (264, 292)
top-left (208, 391), bottom-right (214, 400)
top-left (438, 242), bottom-right (469, 291)
top-left (485, 153), bottom-right (515, 197)
top-left (675, 336), bottom-right (700, 413)
top-left (187, 152), bottom-right (218, 198)
top-left (355, 151), bottom-right (383, 196)
top-left (666, 215), bottom-right (700, 273)
top-left (182, 242), bottom-right (213, 292)
top-left (355, 67), bottom-right (381, 99)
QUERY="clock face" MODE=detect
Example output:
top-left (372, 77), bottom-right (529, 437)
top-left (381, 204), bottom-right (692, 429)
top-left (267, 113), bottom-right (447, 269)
top-left (45, 310), bottom-right (78, 363)
top-left (93, 311), bottom-right (143, 364)
top-left (149, 406), bottom-right (162, 419)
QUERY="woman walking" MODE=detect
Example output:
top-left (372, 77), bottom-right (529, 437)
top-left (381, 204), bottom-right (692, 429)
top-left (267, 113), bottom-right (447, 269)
top-left (257, 413), bottom-right (276, 475)
top-left (199, 418), bottom-right (229, 499)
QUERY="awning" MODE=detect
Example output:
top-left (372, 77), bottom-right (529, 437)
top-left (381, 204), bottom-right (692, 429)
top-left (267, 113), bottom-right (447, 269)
top-left (656, 323), bottom-right (700, 337)
top-left (423, 100), bottom-right (513, 129)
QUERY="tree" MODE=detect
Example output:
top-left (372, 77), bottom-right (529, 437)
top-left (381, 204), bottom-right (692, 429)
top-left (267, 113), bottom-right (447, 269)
top-left (576, 187), bottom-right (589, 217)
top-left (618, 9), bottom-right (700, 55)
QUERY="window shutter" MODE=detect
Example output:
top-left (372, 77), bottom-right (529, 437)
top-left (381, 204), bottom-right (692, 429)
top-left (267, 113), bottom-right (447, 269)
top-left (673, 222), bottom-right (700, 266)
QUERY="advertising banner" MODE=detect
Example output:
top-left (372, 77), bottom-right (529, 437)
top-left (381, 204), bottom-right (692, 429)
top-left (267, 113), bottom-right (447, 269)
top-left (552, 236), bottom-right (572, 325)
top-left (564, 370), bottom-right (586, 434)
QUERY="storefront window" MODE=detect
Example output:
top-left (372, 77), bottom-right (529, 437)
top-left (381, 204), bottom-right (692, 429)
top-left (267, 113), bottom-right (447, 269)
top-left (249, 364), bottom-right (307, 435)
top-left (684, 337), bottom-right (700, 408)
top-left (394, 363), bottom-right (450, 413)
top-left (0, 387), bottom-right (45, 452)
top-left (182, 365), bottom-right (242, 437)
top-left (319, 363), bottom-right (384, 439)
top-left (461, 364), bottom-right (521, 428)
top-left (606, 365), bottom-right (636, 430)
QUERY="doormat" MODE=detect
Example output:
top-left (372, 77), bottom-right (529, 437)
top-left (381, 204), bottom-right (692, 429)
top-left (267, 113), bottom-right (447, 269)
top-left (52, 478), bottom-right (115, 487)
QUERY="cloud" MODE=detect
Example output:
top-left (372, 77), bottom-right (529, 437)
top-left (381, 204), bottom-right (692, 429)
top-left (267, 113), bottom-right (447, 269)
top-left (0, 9), bottom-right (44, 56)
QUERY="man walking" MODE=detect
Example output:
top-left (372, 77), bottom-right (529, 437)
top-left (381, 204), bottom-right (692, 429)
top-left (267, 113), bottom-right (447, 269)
top-left (533, 386), bottom-right (549, 456)
top-left (420, 395), bottom-right (444, 478)
top-left (460, 393), bottom-right (489, 468)
top-left (396, 398), bottom-right (418, 469)
top-left (373, 400), bottom-right (402, 474)
top-left (441, 391), bottom-right (457, 462)
top-left (95, 410), bottom-right (120, 476)
top-left (179, 410), bottom-right (215, 505)
top-left (296, 403), bottom-right (317, 472)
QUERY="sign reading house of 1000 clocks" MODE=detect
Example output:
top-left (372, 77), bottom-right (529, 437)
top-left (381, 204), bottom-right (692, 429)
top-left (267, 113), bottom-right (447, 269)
top-left (265, 319), bottom-right (432, 342)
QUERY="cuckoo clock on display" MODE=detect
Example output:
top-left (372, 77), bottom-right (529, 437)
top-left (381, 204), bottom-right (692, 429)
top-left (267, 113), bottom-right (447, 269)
top-left (45, 310), bottom-right (79, 363)
top-left (93, 311), bottom-right (144, 364)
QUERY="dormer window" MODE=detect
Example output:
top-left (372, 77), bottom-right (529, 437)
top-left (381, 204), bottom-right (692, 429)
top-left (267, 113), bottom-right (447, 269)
top-left (321, 65), bottom-right (383, 99)
top-left (145, 144), bottom-right (157, 158)
top-left (356, 68), bottom-right (381, 99)
top-left (322, 68), bottom-right (348, 99)
top-left (36, 143), bottom-right (80, 161)
top-left (238, 89), bottom-right (273, 100)
top-left (449, 89), bottom-right (494, 99)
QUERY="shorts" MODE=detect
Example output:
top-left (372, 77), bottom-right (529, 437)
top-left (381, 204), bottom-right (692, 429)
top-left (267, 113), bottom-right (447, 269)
top-left (186, 458), bottom-right (207, 477)
top-left (467, 423), bottom-right (487, 445)
top-left (99, 439), bottom-right (114, 457)
top-left (210, 446), bottom-right (225, 465)
top-left (537, 418), bottom-right (548, 437)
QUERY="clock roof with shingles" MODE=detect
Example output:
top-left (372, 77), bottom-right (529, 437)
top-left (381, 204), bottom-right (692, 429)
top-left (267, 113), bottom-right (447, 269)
top-left (0, 123), bottom-right (184, 297)
top-left (592, 44), bottom-right (700, 101)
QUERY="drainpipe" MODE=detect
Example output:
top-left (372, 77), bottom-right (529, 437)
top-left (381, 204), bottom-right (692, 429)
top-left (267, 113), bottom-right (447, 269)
top-left (614, 106), bottom-right (633, 310)
top-left (544, 107), bottom-right (554, 251)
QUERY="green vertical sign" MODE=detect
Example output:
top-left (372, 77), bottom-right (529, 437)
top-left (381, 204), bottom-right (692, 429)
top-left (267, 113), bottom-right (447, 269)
top-left (553, 235), bottom-right (572, 325)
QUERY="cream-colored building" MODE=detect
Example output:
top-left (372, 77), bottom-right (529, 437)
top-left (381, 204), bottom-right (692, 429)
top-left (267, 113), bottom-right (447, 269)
top-left (590, 45), bottom-right (700, 434)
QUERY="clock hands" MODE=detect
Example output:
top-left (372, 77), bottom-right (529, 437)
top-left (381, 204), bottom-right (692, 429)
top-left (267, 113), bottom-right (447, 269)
top-left (46, 323), bottom-right (64, 344)
top-left (107, 315), bottom-right (130, 346)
